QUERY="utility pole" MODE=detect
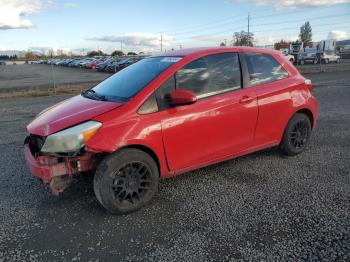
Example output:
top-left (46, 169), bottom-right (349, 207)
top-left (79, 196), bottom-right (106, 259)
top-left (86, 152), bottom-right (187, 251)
top-left (248, 13), bottom-right (250, 35)
top-left (160, 33), bottom-right (163, 52)
top-left (247, 12), bottom-right (250, 34)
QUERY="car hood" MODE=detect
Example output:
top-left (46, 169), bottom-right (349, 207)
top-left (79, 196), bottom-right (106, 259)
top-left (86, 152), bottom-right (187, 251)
top-left (27, 95), bottom-right (122, 136)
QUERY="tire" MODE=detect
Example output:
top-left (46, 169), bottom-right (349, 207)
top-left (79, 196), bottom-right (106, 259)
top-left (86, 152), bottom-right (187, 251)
top-left (93, 148), bottom-right (159, 214)
top-left (280, 113), bottom-right (312, 156)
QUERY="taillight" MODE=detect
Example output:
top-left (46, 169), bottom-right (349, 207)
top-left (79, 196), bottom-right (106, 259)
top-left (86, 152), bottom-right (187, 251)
top-left (305, 79), bottom-right (314, 92)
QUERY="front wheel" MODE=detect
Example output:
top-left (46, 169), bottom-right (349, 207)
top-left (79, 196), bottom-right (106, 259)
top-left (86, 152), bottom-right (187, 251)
top-left (280, 113), bottom-right (312, 156)
top-left (94, 149), bottom-right (159, 214)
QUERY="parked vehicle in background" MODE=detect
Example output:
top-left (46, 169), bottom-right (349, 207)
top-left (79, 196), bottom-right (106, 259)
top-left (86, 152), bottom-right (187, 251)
top-left (290, 41), bottom-right (304, 62)
top-left (339, 44), bottom-right (350, 59)
top-left (279, 48), bottom-right (294, 63)
top-left (106, 57), bottom-right (144, 73)
top-left (317, 39), bottom-right (341, 64)
top-left (95, 57), bottom-right (116, 71)
top-left (105, 58), bottom-right (130, 73)
top-left (299, 48), bottom-right (318, 65)
top-left (24, 47), bottom-right (318, 214)
top-left (286, 54), bottom-right (294, 62)
top-left (0, 60), bottom-right (7, 65)
top-left (321, 53), bottom-right (341, 64)
top-left (85, 59), bottom-right (100, 69)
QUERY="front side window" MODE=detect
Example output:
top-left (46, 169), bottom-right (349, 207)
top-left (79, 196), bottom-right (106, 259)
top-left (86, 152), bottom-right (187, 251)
top-left (176, 52), bottom-right (241, 99)
top-left (245, 53), bottom-right (288, 86)
top-left (90, 57), bottom-right (182, 102)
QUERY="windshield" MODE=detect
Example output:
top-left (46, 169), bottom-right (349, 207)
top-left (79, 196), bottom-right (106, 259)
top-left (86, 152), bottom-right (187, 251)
top-left (89, 57), bottom-right (182, 102)
top-left (305, 48), bottom-right (317, 53)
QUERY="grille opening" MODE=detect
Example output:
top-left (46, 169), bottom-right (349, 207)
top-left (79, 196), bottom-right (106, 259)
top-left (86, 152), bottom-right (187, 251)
top-left (28, 134), bottom-right (46, 156)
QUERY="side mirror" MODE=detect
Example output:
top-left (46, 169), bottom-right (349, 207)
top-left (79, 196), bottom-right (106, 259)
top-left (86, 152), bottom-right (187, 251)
top-left (170, 89), bottom-right (197, 106)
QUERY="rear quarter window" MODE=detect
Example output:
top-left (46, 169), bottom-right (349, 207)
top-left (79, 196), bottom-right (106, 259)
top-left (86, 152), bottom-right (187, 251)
top-left (245, 53), bottom-right (288, 86)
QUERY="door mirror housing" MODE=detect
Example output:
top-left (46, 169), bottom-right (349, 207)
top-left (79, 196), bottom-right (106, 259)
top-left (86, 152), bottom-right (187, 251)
top-left (169, 89), bottom-right (197, 106)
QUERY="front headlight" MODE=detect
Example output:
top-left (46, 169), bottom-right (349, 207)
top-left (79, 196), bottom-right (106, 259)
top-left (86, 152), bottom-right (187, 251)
top-left (41, 121), bottom-right (102, 153)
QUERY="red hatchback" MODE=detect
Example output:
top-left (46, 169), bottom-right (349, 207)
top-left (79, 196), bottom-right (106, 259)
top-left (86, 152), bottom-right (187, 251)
top-left (24, 47), bottom-right (318, 214)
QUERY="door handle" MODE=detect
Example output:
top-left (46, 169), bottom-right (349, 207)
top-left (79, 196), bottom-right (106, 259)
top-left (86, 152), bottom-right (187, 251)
top-left (239, 95), bottom-right (254, 104)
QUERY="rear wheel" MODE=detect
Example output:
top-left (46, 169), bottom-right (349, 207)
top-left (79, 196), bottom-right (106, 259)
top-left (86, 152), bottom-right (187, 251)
top-left (280, 113), bottom-right (312, 156)
top-left (94, 149), bottom-right (159, 214)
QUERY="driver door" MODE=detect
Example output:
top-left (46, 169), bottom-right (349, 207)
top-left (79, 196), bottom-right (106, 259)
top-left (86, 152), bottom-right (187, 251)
top-left (156, 52), bottom-right (258, 172)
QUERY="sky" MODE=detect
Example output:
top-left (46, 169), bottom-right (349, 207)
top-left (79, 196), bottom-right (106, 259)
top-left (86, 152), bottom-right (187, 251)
top-left (0, 0), bottom-right (350, 54)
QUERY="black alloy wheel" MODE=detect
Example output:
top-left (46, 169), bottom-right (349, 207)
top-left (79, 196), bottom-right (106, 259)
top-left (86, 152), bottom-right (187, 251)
top-left (94, 148), bottom-right (159, 214)
top-left (111, 162), bottom-right (152, 206)
top-left (289, 121), bottom-right (309, 150)
top-left (280, 113), bottom-right (312, 156)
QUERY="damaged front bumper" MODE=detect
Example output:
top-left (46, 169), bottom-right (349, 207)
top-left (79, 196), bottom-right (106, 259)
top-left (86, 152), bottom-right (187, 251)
top-left (24, 142), bottom-right (95, 195)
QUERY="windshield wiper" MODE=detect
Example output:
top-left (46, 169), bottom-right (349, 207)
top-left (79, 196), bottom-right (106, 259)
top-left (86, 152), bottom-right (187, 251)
top-left (81, 89), bottom-right (107, 101)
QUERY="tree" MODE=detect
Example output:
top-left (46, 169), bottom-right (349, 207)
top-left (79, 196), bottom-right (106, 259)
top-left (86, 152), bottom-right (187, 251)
top-left (127, 52), bottom-right (137, 56)
top-left (111, 50), bottom-right (124, 56)
top-left (220, 42), bottom-right (226, 47)
top-left (233, 31), bottom-right (254, 47)
top-left (299, 21), bottom-right (312, 47)
top-left (87, 50), bottom-right (106, 57)
top-left (25, 52), bottom-right (37, 61)
top-left (274, 40), bottom-right (290, 50)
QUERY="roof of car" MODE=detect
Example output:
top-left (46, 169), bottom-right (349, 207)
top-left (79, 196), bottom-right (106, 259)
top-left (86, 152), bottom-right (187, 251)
top-left (151, 46), bottom-right (281, 57)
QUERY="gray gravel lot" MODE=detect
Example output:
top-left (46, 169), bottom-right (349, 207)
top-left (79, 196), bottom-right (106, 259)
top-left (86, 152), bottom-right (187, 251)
top-left (0, 64), bottom-right (108, 92)
top-left (0, 71), bottom-right (349, 261)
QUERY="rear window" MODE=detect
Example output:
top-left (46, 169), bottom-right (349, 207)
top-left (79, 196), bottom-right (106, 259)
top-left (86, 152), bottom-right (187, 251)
top-left (92, 57), bottom-right (182, 102)
top-left (245, 53), bottom-right (288, 86)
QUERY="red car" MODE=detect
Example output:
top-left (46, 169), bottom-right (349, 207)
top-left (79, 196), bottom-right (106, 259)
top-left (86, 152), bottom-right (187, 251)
top-left (85, 59), bottom-right (104, 70)
top-left (24, 47), bottom-right (318, 214)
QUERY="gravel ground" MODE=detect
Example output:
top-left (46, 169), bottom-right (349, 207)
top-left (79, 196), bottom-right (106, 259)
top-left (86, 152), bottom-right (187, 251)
top-left (0, 64), bottom-right (108, 92)
top-left (0, 71), bottom-right (349, 261)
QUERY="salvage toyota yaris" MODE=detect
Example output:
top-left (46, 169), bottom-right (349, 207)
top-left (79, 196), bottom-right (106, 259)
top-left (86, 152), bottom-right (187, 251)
top-left (24, 47), bottom-right (319, 214)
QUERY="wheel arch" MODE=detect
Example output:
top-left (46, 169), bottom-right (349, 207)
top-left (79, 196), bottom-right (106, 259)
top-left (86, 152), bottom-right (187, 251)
top-left (295, 108), bottom-right (314, 129)
top-left (119, 144), bottom-right (161, 176)
top-left (278, 107), bottom-right (315, 144)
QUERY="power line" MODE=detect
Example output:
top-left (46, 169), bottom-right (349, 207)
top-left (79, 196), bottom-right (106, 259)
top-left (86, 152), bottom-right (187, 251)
top-left (252, 20), bottom-right (350, 33)
top-left (163, 6), bottom-right (274, 34)
top-left (251, 13), bottom-right (350, 27)
top-left (165, 4), bottom-right (347, 36)
top-left (167, 11), bottom-right (348, 40)
top-left (172, 20), bottom-right (350, 44)
top-left (165, 16), bottom-right (247, 36)
top-left (171, 16), bottom-right (349, 42)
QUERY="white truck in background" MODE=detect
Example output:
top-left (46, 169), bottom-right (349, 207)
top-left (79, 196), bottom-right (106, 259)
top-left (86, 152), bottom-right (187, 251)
top-left (290, 42), bottom-right (304, 62)
top-left (280, 48), bottom-right (295, 63)
top-left (317, 39), bottom-right (341, 63)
